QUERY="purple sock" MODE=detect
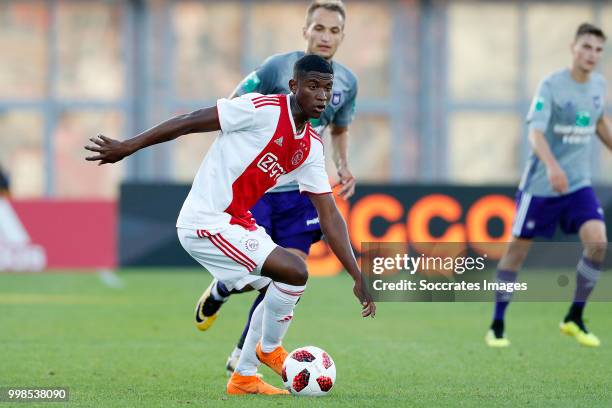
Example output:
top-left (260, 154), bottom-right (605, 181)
top-left (493, 269), bottom-right (517, 321)
top-left (573, 256), bottom-right (602, 305)
top-left (216, 280), bottom-right (231, 298)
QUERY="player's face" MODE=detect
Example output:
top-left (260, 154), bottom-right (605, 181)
top-left (291, 72), bottom-right (334, 119)
top-left (303, 8), bottom-right (345, 60)
top-left (571, 34), bottom-right (605, 73)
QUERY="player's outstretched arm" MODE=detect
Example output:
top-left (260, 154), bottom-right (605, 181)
top-left (84, 107), bottom-right (221, 165)
top-left (596, 116), bottom-right (612, 152)
top-left (308, 192), bottom-right (375, 318)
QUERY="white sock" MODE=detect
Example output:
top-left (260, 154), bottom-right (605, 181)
top-left (235, 301), bottom-right (264, 376)
top-left (261, 281), bottom-right (304, 353)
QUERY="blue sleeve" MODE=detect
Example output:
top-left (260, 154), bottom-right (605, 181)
top-left (526, 79), bottom-right (552, 133)
top-left (333, 81), bottom-right (358, 127)
top-left (235, 56), bottom-right (279, 97)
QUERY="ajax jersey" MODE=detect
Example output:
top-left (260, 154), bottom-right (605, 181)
top-left (176, 93), bottom-right (332, 232)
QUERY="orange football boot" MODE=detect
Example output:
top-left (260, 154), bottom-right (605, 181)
top-left (256, 342), bottom-right (288, 376)
top-left (226, 372), bottom-right (289, 395)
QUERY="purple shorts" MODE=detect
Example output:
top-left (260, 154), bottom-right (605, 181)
top-left (512, 186), bottom-right (605, 239)
top-left (251, 190), bottom-right (322, 254)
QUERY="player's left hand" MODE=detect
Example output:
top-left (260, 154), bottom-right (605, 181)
top-left (353, 278), bottom-right (376, 318)
top-left (85, 134), bottom-right (133, 165)
top-left (337, 166), bottom-right (356, 199)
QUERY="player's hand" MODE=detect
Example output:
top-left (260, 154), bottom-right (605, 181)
top-left (85, 134), bottom-right (133, 165)
top-left (337, 166), bottom-right (356, 199)
top-left (353, 278), bottom-right (376, 318)
top-left (547, 164), bottom-right (569, 194)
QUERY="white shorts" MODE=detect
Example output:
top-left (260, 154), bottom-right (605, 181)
top-left (177, 224), bottom-right (276, 291)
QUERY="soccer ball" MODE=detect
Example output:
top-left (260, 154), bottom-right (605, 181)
top-left (282, 346), bottom-right (336, 396)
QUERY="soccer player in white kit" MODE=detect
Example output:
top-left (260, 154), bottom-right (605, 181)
top-left (85, 55), bottom-right (375, 395)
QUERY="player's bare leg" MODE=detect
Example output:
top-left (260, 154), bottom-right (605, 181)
top-left (226, 247), bottom-right (308, 375)
top-left (485, 238), bottom-right (532, 347)
top-left (560, 220), bottom-right (607, 347)
top-left (285, 248), bottom-right (308, 259)
top-left (227, 247), bottom-right (307, 395)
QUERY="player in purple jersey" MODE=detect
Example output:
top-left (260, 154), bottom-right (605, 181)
top-left (192, 0), bottom-right (359, 373)
top-left (486, 24), bottom-right (612, 348)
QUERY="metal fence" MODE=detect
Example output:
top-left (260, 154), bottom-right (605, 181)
top-left (1, 0), bottom-right (611, 198)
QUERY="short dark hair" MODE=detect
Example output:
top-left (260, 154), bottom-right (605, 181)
top-left (294, 54), bottom-right (334, 79)
top-left (305, 0), bottom-right (346, 27)
top-left (575, 23), bottom-right (606, 41)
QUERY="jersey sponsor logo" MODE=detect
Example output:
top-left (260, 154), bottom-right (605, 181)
top-left (257, 152), bottom-right (285, 181)
top-left (241, 71), bottom-right (261, 93)
top-left (275, 136), bottom-right (283, 146)
top-left (0, 198), bottom-right (47, 272)
top-left (291, 150), bottom-right (305, 166)
top-left (553, 125), bottom-right (595, 135)
top-left (332, 91), bottom-right (342, 106)
top-left (553, 123), bottom-right (595, 144)
top-left (554, 110), bottom-right (593, 144)
top-left (562, 134), bottom-right (591, 144)
top-left (244, 239), bottom-right (259, 252)
top-left (575, 111), bottom-right (591, 127)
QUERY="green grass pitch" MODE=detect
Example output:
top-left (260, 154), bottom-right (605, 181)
top-left (1, 270), bottom-right (611, 407)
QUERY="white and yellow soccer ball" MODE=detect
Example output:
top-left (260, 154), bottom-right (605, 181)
top-left (282, 346), bottom-right (336, 396)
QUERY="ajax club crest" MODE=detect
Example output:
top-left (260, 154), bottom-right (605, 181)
top-left (245, 239), bottom-right (259, 252)
top-left (291, 150), bottom-right (304, 166)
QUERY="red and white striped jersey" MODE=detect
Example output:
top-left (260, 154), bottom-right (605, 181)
top-left (176, 93), bottom-right (332, 232)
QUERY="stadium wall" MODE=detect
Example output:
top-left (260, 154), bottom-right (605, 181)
top-left (0, 199), bottom-right (116, 272)
top-left (118, 183), bottom-right (612, 275)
